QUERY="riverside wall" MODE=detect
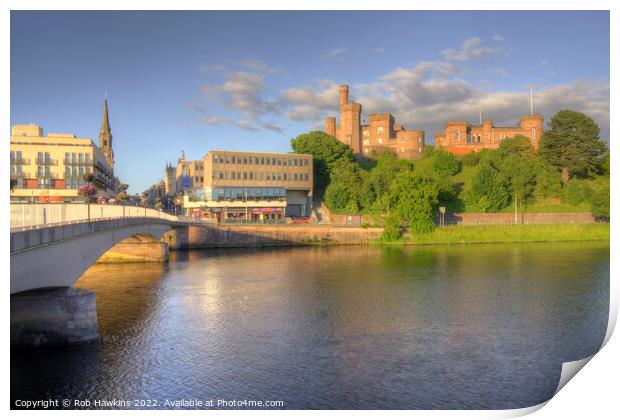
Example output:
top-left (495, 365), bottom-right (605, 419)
top-left (181, 224), bottom-right (383, 248)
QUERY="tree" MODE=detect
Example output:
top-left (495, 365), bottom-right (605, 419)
top-left (498, 135), bottom-right (535, 158)
top-left (498, 155), bottom-right (537, 222)
top-left (591, 179), bottom-right (610, 219)
top-left (82, 173), bottom-right (95, 185)
top-left (540, 109), bottom-right (607, 183)
top-left (291, 131), bottom-right (355, 196)
top-left (466, 165), bottom-right (509, 212)
top-left (534, 164), bottom-right (563, 201)
top-left (10, 178), bottom-right (17, 192)
top-left (388, 171), bottom-right (440, 234)
top-left (461, 151), bottom-right (481, 167)
top-left (117, 183), bottom-right (129, 192)
top-left (431, 149), bottom-right (462, 176)
top-left (359, 151), bottom-right (408, 212)
top-left (324, 161), bottom-right (365, 212)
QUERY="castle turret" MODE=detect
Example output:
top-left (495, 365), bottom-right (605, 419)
top-left (325, 116), bottom-right (336, 137)
top-left (519, 115), bottom-right (544, 150)
top-left (339, 84), bottom-right (349, 106)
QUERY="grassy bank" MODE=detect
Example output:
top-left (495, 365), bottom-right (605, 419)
top-left (376, 223), bottom-right (609, 245)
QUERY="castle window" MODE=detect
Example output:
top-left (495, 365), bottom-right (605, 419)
top-left (378, 138), bottom-right (383, 144)
top-left (377, 127), bottom-right (384, 134)
top-left (363, 139), bottom-right (369, 145)
top-left (418, 137), bottom-right (422, 143)
top-left (363, 130), bottom-right (369, 136)
top-left (531, 128), bottom-right (536, 139)
top-left (455, 131), bottom-right (461, 141)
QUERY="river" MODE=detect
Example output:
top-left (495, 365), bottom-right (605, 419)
top-left (11, 242), bottom-right (609, 409)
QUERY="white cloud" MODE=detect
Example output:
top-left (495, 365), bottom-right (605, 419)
top-left (326, 48), bottom-right (347, 59)
top-left (441, 37), bottom-right (506, 62)
top-left (492, 35), bottom-right (505, 42)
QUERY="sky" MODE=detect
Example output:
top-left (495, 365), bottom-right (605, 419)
top-left (10, 11), bottom-right (610, 193)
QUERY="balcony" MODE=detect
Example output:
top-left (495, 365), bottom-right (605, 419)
top-left (10, 172), bottom-right (31, 179)
top-left (64, 160), bottom-right (92, 166)
top-left (11, 158), bottom-right (31, 165)
top-left (36, 159), bottom-right (58, 166)
top-left (37, 173), bottom-right (60, 179)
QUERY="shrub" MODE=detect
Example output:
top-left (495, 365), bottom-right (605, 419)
top-left (562, 179), bottom-right (593, 205)
top-left (461, 152), bottom-right (481, 167)
top-left (431, 149), bottom-right (462, 175)
top-left (466, 165), bottom-right (509, 212)
top-left (381, 213), bottom-right (403, 241)
top-left (591, 180), bottom-right (609, 219)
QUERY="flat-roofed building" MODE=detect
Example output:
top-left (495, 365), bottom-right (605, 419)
top-left (177, 150), bottom-right (313, 222)
top-left (10, 117), bottom-right (116, 203)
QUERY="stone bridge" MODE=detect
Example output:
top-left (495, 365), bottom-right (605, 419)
top-left (10, 203), bottom-right (382, 347)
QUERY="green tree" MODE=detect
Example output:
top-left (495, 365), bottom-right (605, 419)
top-left (591, 179), bottom-right (610, 219)
top-left (498, 154), bottom-right (537, 219)
top-left (539, 109), bottom-right (607, 183)
top-left (359, 151), bottom-right (408, 212)
top-left (466, 165), bottom-right (509, 212)
top-left (461, 151), bottom-right (481, 167)
top-left (388, 172), bottom-right (439, 234)
top-left (498, 135), bottom-right (535, 158)
top-left (117, 183), bottom-right (129, 192)
top-left (324, 161), bottom-right (365, 212)
top-left (562, 179), bottom-right (593, 205)
top-left (431, 149), bottom-right (462, 175)
top-left (534, 164), bottom-right (563, 201)
top-left (290, 131), bottom-right (355, 196)
top-left (10, 178), bottom-right (17, 192)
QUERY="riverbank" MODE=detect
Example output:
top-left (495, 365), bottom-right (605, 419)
top-left (377, 223), bottom-right (610, 245)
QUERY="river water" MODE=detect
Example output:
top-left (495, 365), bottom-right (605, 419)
top-left (11, 242), bottom-right (609, 409)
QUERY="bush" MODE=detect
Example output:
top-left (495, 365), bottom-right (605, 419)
top-left (381, 213), bottom-right (403, 241)
top-left (466, 165), bottom-right (509, 212)
top-left (389, 172), bottom-right (439, 234)
top-left (562, 179), bottom-right (593, 205)
top-left (591, 180), bottom-right (610, 219)
top-left (461, 152), bottom-right (481, 167)
top-left (431, 149), bottom-right (462, 175)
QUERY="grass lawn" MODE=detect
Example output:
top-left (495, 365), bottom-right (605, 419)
top-left (376, 223), bottom-right (609, 245)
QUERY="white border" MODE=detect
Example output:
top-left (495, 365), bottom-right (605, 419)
top-left (2, 1), bottom-right (617, 419)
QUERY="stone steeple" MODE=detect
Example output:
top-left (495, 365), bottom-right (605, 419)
top-left (99, 96), bottom-right (114, 168)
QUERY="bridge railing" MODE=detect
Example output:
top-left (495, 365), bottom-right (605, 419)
top-left (10, 203), bottom-right (179, 230)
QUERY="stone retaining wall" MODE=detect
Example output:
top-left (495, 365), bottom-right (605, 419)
top-left (183, 225), bottom-right (383, 248)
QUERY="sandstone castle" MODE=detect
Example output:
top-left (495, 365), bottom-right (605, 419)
top-left (324, 84), bottom-right (544, 158)
top-left (324, 85), bottom-right (425, 160)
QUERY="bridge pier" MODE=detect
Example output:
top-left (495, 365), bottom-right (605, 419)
top-left (97, 239), bottom-right (170, 263)
top-left (11, 287), bottom-right (99, 347)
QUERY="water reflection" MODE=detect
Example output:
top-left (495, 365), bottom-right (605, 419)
top-left (11, 242), bottom-right (609, 409)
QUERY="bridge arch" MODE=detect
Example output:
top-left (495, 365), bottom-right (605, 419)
top-left (10, 220), bottom-right (178, 294)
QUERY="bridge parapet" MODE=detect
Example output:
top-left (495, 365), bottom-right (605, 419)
top-left (10, 203), bottom-right (179, 231)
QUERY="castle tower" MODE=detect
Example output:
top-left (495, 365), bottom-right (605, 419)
top-left (325, 116), bottom-right (336, 137)
top-left (99, 96), bottom-right (114, 168)
top-left (339, 84), bottom-right (349, 106)
top-left (338, 85), bottom-right (361, 154)
top-left (519, 115), bottom-right (544, 150)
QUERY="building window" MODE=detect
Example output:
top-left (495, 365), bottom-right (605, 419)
top-left (531, 128), bottom-right (536, 139)
top-left (283, 173), bottom-right (287, 181)
top-left (363, 130), bottom-right (369, 136)
top-left (455, 131), bottom-right (461, 142)
top-left (377, 127), bottom-right (384, 134)
top-left (378, 138), bottom-right (383, 144)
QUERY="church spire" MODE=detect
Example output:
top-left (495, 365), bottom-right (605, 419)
top-left (99, 95), bottom-right (114, 168)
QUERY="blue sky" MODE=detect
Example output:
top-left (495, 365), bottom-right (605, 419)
top-left (11, 11), bottom-right (610, 193)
